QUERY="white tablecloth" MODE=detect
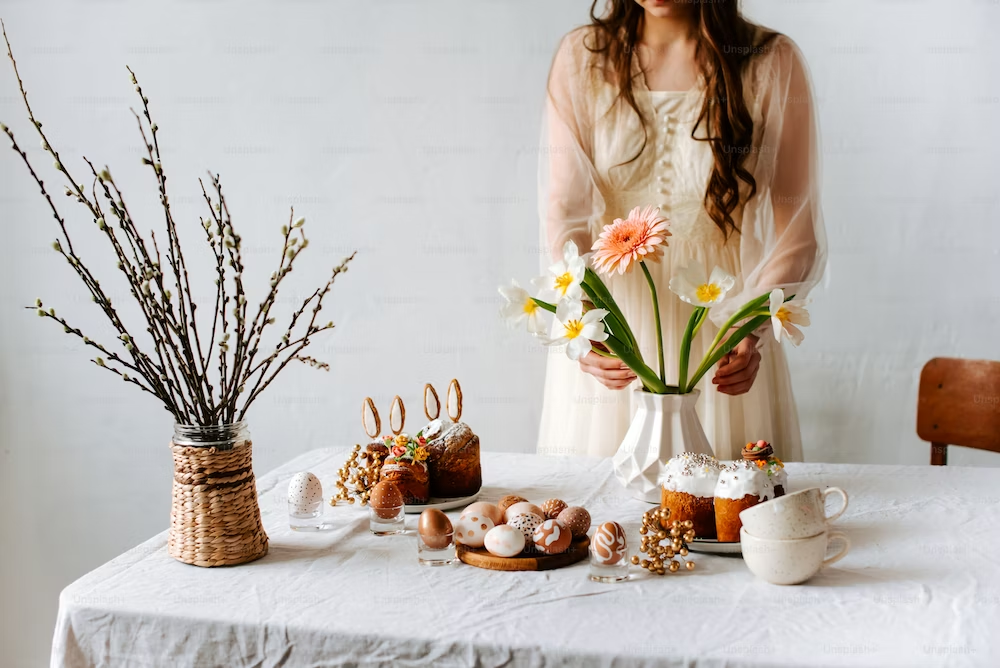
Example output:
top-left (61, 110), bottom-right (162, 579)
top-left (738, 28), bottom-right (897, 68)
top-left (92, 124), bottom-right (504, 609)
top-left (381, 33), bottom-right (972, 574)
top-left (52, 450), bottom-right (1000, 667)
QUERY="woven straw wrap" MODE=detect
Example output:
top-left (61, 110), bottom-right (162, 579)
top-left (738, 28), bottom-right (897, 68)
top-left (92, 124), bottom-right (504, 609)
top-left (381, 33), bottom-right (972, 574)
top-left (168, 438), bottom-right (269, 567)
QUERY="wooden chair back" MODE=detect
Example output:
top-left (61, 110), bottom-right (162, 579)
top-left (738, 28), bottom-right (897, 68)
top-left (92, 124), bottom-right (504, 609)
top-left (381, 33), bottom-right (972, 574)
top-left (917, 357), bottom-right (1000, 465)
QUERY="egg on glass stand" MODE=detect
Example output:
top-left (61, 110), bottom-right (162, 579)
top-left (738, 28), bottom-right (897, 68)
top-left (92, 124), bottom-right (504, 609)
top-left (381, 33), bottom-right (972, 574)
top-left (369, 481), bottom-right (404, 519)
top-left (533, 519), bottom-right (572, 555)
top-left (455, 513), bottom-right (495, 548)
top-left (460, 501), bottom-right (502, 526)
top-left (507, 512), bottom-right (544, 551)
top-left (287, 472), bottom-right (323, 516)
top-left (556, 506), bottom-right (592, 538)
top-left (503, 501), bottom-right (545, 524)
top-left (484, 524), bottom-right (526, 557)
top-left (418, 509), bottom-right (453, 550)
top-left (591, 521), bottom-right (628, 565)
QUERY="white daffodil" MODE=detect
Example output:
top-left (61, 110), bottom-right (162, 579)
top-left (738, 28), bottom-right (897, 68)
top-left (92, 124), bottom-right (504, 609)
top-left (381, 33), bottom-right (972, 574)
top-left (668, 264), bottom-right (736, 307)
top-left (498, 279), bottom-right (546, 336)
top-left (532, 239), bottom-right (587, 305)
top-left (546, 299), bottom-right (609, 361)
top-left (769, 288), bottom-right (811, 346)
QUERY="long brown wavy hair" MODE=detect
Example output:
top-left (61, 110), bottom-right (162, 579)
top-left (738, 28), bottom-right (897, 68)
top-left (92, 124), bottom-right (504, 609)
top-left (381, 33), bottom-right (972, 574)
top-left (585, 0), bottom-right (776, 239)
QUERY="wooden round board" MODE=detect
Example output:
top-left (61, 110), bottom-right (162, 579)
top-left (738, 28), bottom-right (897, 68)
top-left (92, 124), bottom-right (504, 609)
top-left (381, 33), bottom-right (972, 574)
top-left (456, 537), bottom-right (590, 571)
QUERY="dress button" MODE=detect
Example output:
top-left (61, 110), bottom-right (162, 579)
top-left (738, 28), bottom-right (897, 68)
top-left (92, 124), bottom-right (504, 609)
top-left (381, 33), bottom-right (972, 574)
top-left (656, 175), bottom-right (667, 183)
top-left (656, 187), bottom-right (667, 194)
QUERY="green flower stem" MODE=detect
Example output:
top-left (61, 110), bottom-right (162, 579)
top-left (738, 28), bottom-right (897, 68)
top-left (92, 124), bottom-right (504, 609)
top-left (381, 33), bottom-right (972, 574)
top-left (677, 306), bottom-right (706, 394)
top-left (531, 297), bottom-right (557, 314)
top-left (581, 283), bottom-right (638, 359)
top-left (639, 261), bottom-right (665, 384)
top-left (532, 295), bottom-right (664, 392)
top-left (702, 292), bottom-right (772, 363)
top-left (583, 268), bottom-right (639, 354)
top-left (686, 313), bottom-right (770, 391)
top-left (604, 333), bottom-right (668, 394)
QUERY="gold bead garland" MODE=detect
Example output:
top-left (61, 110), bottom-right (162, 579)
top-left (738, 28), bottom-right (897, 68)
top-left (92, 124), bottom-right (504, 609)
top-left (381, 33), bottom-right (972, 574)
top-left (630, 507), bottom-right (696, 575)
top-left (329, 444), bottom-right (386, 507)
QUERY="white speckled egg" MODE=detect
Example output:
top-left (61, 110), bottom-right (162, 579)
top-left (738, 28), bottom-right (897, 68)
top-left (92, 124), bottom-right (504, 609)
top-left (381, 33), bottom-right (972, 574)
top-left (507, 512), bottom-right (544, 551)
top-left (455, 514), bottom-right (495, 548)
top-left (484, 524), bottom-right (526, 557)
top-left (287, 472), bottom-right (323, 515)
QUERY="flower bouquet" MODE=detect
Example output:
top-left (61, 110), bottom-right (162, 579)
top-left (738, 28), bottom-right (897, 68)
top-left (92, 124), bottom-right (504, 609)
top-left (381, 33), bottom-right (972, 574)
top-left (1, 24), bottom-right (355, 563)
top-left (500, 205), bottom-right (810, 501)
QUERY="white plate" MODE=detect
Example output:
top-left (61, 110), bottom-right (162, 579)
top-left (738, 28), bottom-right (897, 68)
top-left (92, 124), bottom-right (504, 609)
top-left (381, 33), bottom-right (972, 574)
top-left (405, 492), bottom-right (479, 514)
top-left (688, 538), bottom-right (742, 555)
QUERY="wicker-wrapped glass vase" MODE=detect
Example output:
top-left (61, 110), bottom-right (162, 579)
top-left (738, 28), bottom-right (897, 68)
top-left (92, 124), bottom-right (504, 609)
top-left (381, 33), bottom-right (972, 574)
top-left (168, 421), bottom-right (269, 567)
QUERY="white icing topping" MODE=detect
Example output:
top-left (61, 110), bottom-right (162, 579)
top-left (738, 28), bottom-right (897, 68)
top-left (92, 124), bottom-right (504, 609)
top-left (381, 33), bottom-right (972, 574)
top-left (714, 460), bottom-right (774, 501)
top-left (659, 452), bottom-right (721, 498)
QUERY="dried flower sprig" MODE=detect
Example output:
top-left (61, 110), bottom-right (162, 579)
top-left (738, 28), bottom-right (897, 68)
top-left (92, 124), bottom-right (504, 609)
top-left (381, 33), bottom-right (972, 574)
top-left (1, 21), bottom-right (355, 425)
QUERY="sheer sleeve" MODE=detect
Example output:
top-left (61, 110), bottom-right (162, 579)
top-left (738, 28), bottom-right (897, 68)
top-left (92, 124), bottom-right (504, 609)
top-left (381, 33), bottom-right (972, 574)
top-left (708, 35), bottom-right (828, 331)
top-left (538, 29), bottom-right (607, 266)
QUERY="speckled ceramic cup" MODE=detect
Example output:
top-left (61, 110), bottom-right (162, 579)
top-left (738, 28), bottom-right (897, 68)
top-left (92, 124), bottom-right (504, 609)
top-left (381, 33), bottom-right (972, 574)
top-left (740, 527), bottom-right (850, 585)
top-left (739, 486), bottom-right (848, 540)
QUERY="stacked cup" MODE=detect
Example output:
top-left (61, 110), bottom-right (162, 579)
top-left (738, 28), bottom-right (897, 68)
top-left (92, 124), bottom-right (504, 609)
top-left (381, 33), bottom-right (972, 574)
top-left (739, 487), bottom-right (850, 585)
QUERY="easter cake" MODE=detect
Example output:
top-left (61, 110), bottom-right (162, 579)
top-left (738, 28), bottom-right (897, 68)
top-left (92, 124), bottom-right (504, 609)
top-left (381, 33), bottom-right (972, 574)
top-left (714, 459), bottom-right (774, 542)
top-left (659, 453), bottom-right (721, 539)
top-left (417, 380), bottom-right (482, 498)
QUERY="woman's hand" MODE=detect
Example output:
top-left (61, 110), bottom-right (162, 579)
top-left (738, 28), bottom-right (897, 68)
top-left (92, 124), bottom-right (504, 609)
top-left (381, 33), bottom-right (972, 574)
top-left (712, 333), bottom-right (761, 395)
top-left (578, 351), bottom-right (637, 390)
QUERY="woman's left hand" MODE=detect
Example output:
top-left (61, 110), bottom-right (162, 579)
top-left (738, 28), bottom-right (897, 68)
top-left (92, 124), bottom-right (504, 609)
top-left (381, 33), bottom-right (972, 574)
top-left (712, 333), bottom-right (761, 395)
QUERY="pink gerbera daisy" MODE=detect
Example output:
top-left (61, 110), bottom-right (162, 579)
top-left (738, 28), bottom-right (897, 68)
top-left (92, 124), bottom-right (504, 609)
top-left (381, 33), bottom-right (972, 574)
top-left (590, 205), bottom-right (670, 275)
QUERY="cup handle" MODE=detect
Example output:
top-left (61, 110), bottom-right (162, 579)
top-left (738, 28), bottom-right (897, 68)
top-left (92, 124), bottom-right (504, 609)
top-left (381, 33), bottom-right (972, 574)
top-left (822, 487), bottom-right (849, 523)
top-left (822, 531), bottom-right (851, 567)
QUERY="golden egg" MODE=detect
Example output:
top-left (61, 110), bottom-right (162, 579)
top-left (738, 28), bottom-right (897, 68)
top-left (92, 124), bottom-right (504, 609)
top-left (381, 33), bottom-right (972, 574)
top-left (418, 508), bottom-right (453, 549)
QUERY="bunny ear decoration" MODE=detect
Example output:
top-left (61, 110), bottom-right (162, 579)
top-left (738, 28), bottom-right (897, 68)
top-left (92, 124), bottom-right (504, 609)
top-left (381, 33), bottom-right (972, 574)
top-left (362, 397), bottom-right (381, 439)
top-left (424, 383), bottom-right (440, 421)
top-left (389, 395), bottom-right (406, 435)
top-left (447, 378), bottom-right (463, 422)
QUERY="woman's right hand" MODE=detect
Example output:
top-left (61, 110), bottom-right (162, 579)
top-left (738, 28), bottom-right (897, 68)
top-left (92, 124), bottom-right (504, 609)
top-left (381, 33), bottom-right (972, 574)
top-left (578, 351), bottom-right (637, 390)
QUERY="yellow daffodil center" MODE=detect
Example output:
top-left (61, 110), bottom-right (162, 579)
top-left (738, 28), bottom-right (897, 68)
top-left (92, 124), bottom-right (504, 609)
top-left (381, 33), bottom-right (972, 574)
top-left (775, 307), bottom-right (791, 323)
top-left (523, 298), bottom-right (538, 315)
top-left (696, 282), bottom-right (722, 303)
top-left (554, 272), bottom-right (574, 295)
top-left (563, 319), bottom-right (584, 340)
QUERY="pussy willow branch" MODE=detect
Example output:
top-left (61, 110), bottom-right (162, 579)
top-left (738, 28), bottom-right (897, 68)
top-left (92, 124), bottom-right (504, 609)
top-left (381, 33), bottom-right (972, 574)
top-left (1, 20), bottom-right (355, 425)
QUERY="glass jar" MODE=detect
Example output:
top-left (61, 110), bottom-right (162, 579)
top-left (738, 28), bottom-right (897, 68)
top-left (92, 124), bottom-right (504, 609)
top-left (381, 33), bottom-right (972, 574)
top-left (168, 421), bottom-right (269, 567)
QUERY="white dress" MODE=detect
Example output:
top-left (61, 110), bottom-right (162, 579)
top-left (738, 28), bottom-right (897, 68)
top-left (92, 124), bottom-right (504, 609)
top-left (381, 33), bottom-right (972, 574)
top-left (535, 27), bottom-right (827, 461)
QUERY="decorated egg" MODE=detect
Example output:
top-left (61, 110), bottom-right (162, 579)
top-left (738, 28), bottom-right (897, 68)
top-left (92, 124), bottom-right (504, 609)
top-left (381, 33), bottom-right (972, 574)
top-left (503, 501), bottom-right (545, 524)
top-left (369, 481), bottom-right (404, 519)
top-left (497, 494), bottom-right (527, 519)
top-left (557, 506), bottom-right (591, 538)
top-left (484, 524), bottom-right (526, 557)
top-left (418, 508), bottom-right (453, 549)
top-left (507, 512), bottom-right (544, 551)
top-left (591, 521), bottom-right (628, 565)
top-left (460, 501), bottom-right (502, 526)
top-left (455, 514), bottom-right (495, 548)
top-left (533, 519), bottom-right (572, 555)
top-left (287, 472), bottom-right (323, 515)
top-left (541, 498), bottom-right (568, 520)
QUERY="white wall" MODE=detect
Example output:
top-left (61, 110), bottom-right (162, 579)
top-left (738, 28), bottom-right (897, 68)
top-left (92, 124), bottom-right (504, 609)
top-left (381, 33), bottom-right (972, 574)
top-left (1, 1), bottom-right (997, 665)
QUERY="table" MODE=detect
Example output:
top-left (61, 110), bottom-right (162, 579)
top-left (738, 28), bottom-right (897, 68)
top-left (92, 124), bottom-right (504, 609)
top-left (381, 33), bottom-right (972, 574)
top-left (52, 450), bottom-right (1000, 667)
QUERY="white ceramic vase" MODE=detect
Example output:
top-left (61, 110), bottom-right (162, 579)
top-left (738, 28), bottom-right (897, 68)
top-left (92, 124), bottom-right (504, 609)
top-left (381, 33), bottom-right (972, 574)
top-left (612, 388), bottom-right (714, 503)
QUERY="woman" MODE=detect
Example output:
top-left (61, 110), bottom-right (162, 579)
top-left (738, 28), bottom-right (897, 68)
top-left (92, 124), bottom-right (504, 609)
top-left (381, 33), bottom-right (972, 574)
top-left (536, 0), bottom-right (827, 460)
